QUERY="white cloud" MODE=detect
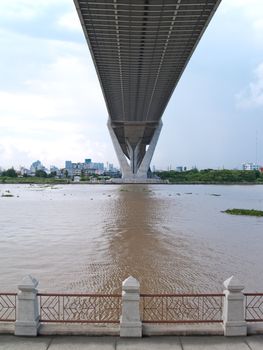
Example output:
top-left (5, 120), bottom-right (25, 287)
top-left (253, 18), bottom-right (263, 31)
top-left (222, 0), bottom-right (263, 14)
top-left (0, 123), bottom-right (114, 169)
top-left (0, 0), bottom-right (66, 20)
top-left (236, 63), bottom-right (263, 108)
top-left (222, 0), bottom-right (263, 31)
top-left (0, 91), bottom-right (61, 120)
top-left (0, 135), bottom-right (104, 169)
top-left (0, 31), bottom-right (115, 169)
top-left (0, 52), bottom-right (106, 121)
top-left (57, 11), bottom-right (82, 32)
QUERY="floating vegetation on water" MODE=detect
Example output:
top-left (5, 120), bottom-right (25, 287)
top-left (223, 208), bottom-right (263, 217)
top-left (29, 184), bottom-right (60, 191)
top-left (142, 188), bottom-right (152, 192)
top-left (1, 193), bottom-right (14, 197)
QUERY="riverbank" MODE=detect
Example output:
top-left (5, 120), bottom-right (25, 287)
top-left (0, 177), bottom-right (69, 184)
top-left (156, 169), bottom-right (263, 185)
top-left (1, 177), bottom-right (263, 185)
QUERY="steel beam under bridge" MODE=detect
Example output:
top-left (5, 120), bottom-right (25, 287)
top-left (74, 0), bottom-right (221, 180)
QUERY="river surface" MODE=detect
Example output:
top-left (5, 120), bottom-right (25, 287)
top-left (0, 184), bottom-right (262, 293)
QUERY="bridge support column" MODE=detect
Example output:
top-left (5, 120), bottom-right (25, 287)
top-left (108, 120), bottom-right (133, 179)
top-left (108, 119), bottom-right (162, 181)
top-left (136, 120), bottom-right (162, 179)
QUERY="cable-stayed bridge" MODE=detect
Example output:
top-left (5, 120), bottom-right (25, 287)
top-left (74, 0), bottom-right (221, 180)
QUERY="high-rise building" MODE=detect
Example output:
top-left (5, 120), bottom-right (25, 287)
top-left (30, 160), bottom-right (44, 174)
top-left (65, 161), bottom-right (72, 169)
top-left (242, 163), bottom-right (260, 171)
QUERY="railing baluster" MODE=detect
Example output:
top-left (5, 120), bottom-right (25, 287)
top-left (140, 293), bottom-right (224, 323)
top-left (0, 293), bottom-right (17, 322)
top-left (37, 293), bottom-right (121, 323)
top-left (244, 293), bottom-right (263, 322)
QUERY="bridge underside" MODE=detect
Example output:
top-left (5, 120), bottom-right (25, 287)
top-left (74, 0), bottom-right (221, 179)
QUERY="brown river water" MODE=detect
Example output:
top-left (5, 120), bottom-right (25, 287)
top-left (0, 184), bottom-right (262, 293)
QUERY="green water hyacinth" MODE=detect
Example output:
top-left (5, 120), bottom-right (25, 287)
top-left (223, 208), bottom-right (263, 217)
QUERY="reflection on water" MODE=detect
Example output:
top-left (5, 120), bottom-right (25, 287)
top-left (100, 185), bottom-right (203, 293)
top-left (0, 184), bottom-right (262, 293)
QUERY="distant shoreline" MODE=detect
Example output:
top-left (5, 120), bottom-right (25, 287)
top-left (1, 169), bottom-right (263, 185)
top-left (0, 179), bottom-right (263, 185)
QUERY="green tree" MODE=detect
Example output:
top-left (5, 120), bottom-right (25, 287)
top-left (35, 169), bottom-right (47, 178)
top-left (49, 171), bottom-right (57, 178)
top-left (2, 168), bottom-right (17, 177)
top-left (155, 169), bottom-right (263, 184)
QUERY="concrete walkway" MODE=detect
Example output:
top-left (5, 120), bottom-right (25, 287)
top-left (1, 335), bottom-right (263, 350)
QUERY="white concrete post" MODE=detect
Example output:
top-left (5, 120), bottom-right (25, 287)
top-left (15, 275), bottom-right (40, 336)
top-left (223, 276), bottom-right (247, 336)
top-left (120, 276), bottom-right (142, 337)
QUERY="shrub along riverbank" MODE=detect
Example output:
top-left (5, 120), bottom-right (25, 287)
top-left (0, 176), bottom-right (68, 184)
top-left (155, 169), bottom-right (263, 184)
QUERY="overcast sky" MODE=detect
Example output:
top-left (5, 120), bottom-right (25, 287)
top-left (0, 0), bottom-right (263, 170)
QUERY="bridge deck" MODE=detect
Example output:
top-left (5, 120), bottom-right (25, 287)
top-left (74, 0), bottom-right (221, 176)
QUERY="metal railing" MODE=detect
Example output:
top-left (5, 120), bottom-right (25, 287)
top-left (38, 293), bottom-right (121, 323)
top-left (245, 293), bottom-right (263, 322)
top-left (140, 293), bottom-right (224, 323)
top-left (4, 291), bottom-right (263, 325)
top-left (0, 293), bottom-right (17, 322)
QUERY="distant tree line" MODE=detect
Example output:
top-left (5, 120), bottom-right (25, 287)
top-left (1, 168), bottom-right (18, 177)
top-left (0, 168), bottom-right (56, 178)
top-left (0, 168), bottom-right (118, 184)
top-left (155, 169), bottom-right (263, 184)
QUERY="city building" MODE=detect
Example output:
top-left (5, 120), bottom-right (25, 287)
top-left (65, 159), bottom-right (105, 177)
top-left (242, 163), bottom-right (260, 171)
top-left (30, 160), bottom-right (45, 174)
top-left (50, 166), bottom-right (61, 177)
top-left (19, 167), bottom-right (31, 176)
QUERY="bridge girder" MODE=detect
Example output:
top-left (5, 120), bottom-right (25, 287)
top-left (74, 0), bottom-right (221, 179)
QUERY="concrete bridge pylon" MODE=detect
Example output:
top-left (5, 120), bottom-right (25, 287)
top-left (108, 120), bottom-right (162, 180)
